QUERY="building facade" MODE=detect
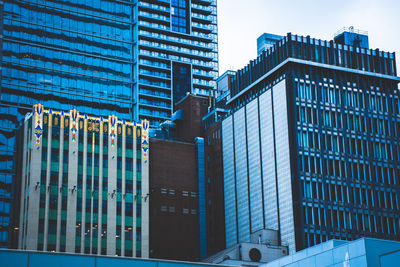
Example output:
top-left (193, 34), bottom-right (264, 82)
top-left (134, 0), bottom-right (219, 126)
top-left (0, 0), bottom-right (136, 247)
top-left (1, 0), bottom-right (218, 247)
top-left (15, 104), bottom-right (149, 257)
top-left (222, 31), bottom-right (400, 254)
top-left (149, 138), bottom-right (201, 261)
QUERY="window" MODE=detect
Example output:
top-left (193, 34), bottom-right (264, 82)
top-left (169, 189), bottom-right (175, 195)
top-left (183, 208), bottom-right (189, 214)
top-left (190, 192), bottom-right (197, 197)
top-left (182, 190), bottom-right (189, 197)
top-left (161, 188), bottom-right (167, 194)
top-left (169, 206), bottom-right (175, 213)
top-left (161, 205), bottom-right (167, 212)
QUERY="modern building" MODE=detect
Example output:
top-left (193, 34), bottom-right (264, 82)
top-left (222, 30), bottom-right (400, 254)
top-left (0, 249), bottom-right (230, 267)
top-left (257, 33), bottom-right (283, 56)
top-left (204, 229), bottom-right (288, 266)
top-left (14, 104), bottom-right (150, 258)
top-left (1, 0), bottom-right (219, 247)
top-left (0, 0), bottom-right (136, 247)
top-left (134, 0), bottom-right (219, 125)
top-left (334, 26), bottom-right (369, 49)
top-left (216, 70), bottom-right (236, 98)
top-left (262, 237), bottom-right (400, 267)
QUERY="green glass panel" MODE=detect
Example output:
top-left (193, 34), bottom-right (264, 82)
top-left (137, 151), bottom-right (141, 159)
top-left (125, 193), bottom-right (133, 202)
top-left (87, 144), bottom-right (92, 152)
top-left (102, 214), bottom-right (107, 223)
top-left (117, 215), bottom-right (121, 225)
top-left (95, 145), bottom-right (99, 154)
top-left (78, 165), bottom-right (83, 175)
top-left (39, 208), bottom-right (45, 219)
top-left (61, 210), bottom-right (67, 220)
top-left (52, 140), bottom-right (59, 148)
top-left (60, 235), bottom-right (66, 246)
top-left (117, 170), bottom-right (122, 179)
top-left (103, 192), bottom-right (107, 200)
top-left (116, 240), bottom-right (121, 250)
top-left (51, 162), bottom-right (59, 172)
top-left (64, 141), bottom-right (68, 149)
top-left (49, 209), bottom-right (57, 220)
top-left (117, 147), bottom-right (122, 156)
top-left (38, 233), bottom-right (44, 244)
top-left (125, 241), bottom-right (132, 250)
top-left (136, 218), bottom-right (141, 227)
top-left (137, 172), bottom-right (141, 181)
top-left (48, 234), bottom-right (56, 245)
top-left (40, 185), bottom-right (46, 194)
top-left (136, 241), bottom-right (141, 251)
top-left (126, 171), bottom-right (133, 180)
top-left (125, 216), bottom-right (132, 227)
top-left (126, 149), bottom-right (133, 158)
top-left (41, 161), bottom-right (47, 171)
top-left (78, 143), bottom-right (83, 152)
top-left (94, 168), bottom-right (99, 176)
top-left (103, 146), bottom-right (108, 154)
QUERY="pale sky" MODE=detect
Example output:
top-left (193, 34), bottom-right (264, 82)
top-left (217, 0), bottom-right (400, 76)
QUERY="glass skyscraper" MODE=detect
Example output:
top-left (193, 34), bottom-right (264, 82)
top-left (0, 0), bottom-right (135, 248)
top-left (222, 31), bottom-right (400, 254)
top-left (0, 0), bottom-right (218, 247)
top-left (135, 0), bottom-right (218, 125)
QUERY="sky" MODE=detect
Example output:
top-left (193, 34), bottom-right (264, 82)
top-left (217, 0), bottom-right (400, 75)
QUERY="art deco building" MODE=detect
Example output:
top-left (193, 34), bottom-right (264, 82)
top-left (1, 0), bottom-right (218, 246)
top-left (15, 104), bottom-right (150, 257)
top-left (222, 29), bottom-right (400, 254)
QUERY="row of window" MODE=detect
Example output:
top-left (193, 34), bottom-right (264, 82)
top-left (297, 105), bottom-right (400, 137)
top-left (301, 179), bottom-right (399, 210)
top-left (296, 81), bottom-right (399, 113)
top-left (302, 205), bottom-right (399, 236)
top-left (160, 206), bottom-right (197, 214)
top-left (160, 188), bottom-right (197, 197)
top-left (297, 130), bottom-right (397, 161)
top-left (298, 154), bottom-right (399, 185)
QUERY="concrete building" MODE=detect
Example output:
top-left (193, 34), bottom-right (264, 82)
top-left (222, 31), bottom-right (400, 254)
top-left (262, 237), bottom-right (400, 267)
top-left (15, 104), bottom-right (150, 257)
top-left (149, 137), bottom-right (201, 261)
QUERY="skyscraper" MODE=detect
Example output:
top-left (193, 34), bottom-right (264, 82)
top-left (134, 0), bottom-right (219, 126)
top-left (222, 30), bottom-right (400, 254)
top-left (0, 0), bottom-right (218, 247)
top-left (0, 0), bottom-right (136, 248)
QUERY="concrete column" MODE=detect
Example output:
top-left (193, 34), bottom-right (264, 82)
top-left (18, 118), bottom-right (29, 249)
top-left (97, 121), bottom-right (103, 254)
top-left (132, 126), bottom-right (137, 257)
top-left (66, 109), bottom-right (79, 252)
top-left (90, 132), bottom-right (95, 254)
top-left (121, 124), bottom-right (126, 256)
top-left (26, 104), bottom-right (44, 250)
top-left (56, 114), bottom-right (65, 252)
top-left (80, 118), bottom-right (88, 253)
top-left (107, 115), bottom-right (117, 256)
top-left (43, 113), bottom-right (53, 251)
top-left (141, 120), bottom-right (150, 258)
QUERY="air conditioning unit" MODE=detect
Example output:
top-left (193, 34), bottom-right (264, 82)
top-left (240, 243), bottom-right (288, 263)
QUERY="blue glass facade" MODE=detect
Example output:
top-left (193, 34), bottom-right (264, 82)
top-left (136, 0), bottom-right (218, 126)
top-left (222, 32), bottom-right (400, 253)
top-left (0, 0), bottom-right (135, 247)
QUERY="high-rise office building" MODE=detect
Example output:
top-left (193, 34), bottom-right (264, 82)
top-left (0, 0), bottom-right (219, 247)
top-left (222, 30), bottom-right (400, 254)
top-left (134, 0), bottom-right (219, 125)
top-left (0, 0), bottom-right (135, 247)
top-left (14, 104), bottom-right (150, 257)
